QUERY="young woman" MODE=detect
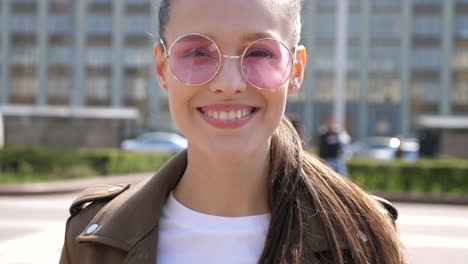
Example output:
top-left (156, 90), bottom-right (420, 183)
top-left (60, 0), bottom-right (406, 263)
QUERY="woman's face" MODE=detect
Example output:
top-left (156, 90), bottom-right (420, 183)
top-left (155, 0), bottom-right (306, 158)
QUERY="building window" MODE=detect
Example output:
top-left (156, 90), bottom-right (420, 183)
top-left (412, 16), bottom-right (442, 37)
top-left (348, 46), bottom-right (360, 71)
top-left (11, 75), bottom-right (35, 97)
top-left (412, 80), bottom-right (439, 103)
top-left (314, 79), bottom-right (334, 102)
top-left (412, 48), bottom-right (441, 70)
top-left (12, 45), bottom-right (37, 65)
top-left (317, 14), bottom-right (335, 38)
top-left (125, 16), bottom-right (151, 37)
top-left (455, 16), bottom-right (468, 39)
top-left (370, 46), bottom-right (400, 72)
top-left (371, 14), bottom-right (401, 38)
top-left (414, 0), bottom-right (440, 4)
top-left (369, 78), bottom-right (400, 104)
top-left (315, 46), bottom-right (334, 71)
top-left (453, 80), bottom-right (468, 106)
top-left (453, 48), bottom-right (468, 71)
top-left (49, 45), bottom-right (72, 66)
top-left (12, 15), bottom-right (36, 34)
top-left (87, 14), bottom-right (112, 35)
top-left (48, 15), bottom-right (72, 35)
top-left (90, 0), bottom-right (112, 5)
top-left (49, 75), bottom-right (70, 98)
top-left (125, 76), bottom-right (147, 101)
top-left (87, 46), bottom-right (111, 66)
top-left (372, 0), bottom-right (400, 8)
top-left (124, 46), bottom-right (151, 68)
top-left (86, 76), bottom-right (110, 100)
top-left (126, 0), bottom-right (149, 5)
top-left (348, 14), bottom-right (361, 38)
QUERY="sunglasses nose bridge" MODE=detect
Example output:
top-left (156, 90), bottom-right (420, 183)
top-left (222, 55), bottom-right (241, 59)
top-left (207, 54), bottom-right (247, 93)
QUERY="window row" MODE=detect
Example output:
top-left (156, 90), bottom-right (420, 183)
top-left (8, 75), bottom-right (150, 100)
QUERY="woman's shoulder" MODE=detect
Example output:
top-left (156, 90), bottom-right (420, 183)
top-left (370, 195), bottom-right (398, 222)
top-left (69, 184), bottom-right (131, 217)
top-left (65, 184), bottom-right (132, 237)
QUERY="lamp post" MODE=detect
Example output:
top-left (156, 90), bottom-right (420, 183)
top-left (334, 0), bottom-right (348, 132)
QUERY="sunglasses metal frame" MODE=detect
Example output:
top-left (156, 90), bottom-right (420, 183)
top-left (159, 33), bottom-right (296, 91)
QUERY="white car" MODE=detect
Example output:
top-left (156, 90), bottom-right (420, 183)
top-left (351, 137), bottom-right (419, 161)
top-left (121, 132), bottom-right (187, 154)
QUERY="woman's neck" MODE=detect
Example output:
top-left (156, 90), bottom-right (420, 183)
top-left (173, 145), bottom-right (271, 217)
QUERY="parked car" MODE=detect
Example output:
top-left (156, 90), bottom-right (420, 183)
top-left (350, 137), bottom-right (419, 161)
top-left (121, 132), bottom-right (187, 154)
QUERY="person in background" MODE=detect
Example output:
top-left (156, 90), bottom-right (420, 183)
top-left (318, 118), bottom-right (349, 177)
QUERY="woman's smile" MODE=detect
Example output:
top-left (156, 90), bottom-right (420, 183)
top-left (197, 104), bottom-right (259, 129)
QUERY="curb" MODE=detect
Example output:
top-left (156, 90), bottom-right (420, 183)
top-left (0, 173), bottom-right (152, 196)
top-left (372, 191), bottom-right (468, 206)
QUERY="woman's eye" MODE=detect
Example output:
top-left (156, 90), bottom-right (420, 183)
top-left (246, 49), bottom-right (272, 58)
top-left (184, 48), bottom-right (209, 57)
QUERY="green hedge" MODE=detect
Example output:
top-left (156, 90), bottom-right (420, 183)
top-left (348, 159), bottom-right (468, 195)
top-left (0, 146), bottom-right (172, 183)
top-left (1, 146), bottom-right (467, 196)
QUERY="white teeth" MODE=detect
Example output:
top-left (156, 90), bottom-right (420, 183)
top-left (228, 111), bottom-right (236, 120)
top-left (219, 111), bottom-right (228, 120)
top-left (235, 110), bottom-right (242, 119)
top-left (204, 109), bottom-right (253, 120)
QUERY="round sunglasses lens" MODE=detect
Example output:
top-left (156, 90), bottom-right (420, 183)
top-left (242, 39), bottom-right (293, 90)
top-left (168, 34), bottom-right (220, 85)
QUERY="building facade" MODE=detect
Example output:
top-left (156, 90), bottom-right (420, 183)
top-left (0, 0), bottom-right (467, 153)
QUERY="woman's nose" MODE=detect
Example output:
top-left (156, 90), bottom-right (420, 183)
top-left (207, 57), bottom-right (247, 95)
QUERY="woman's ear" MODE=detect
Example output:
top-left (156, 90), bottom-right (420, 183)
top-left (154, 43), bottom-right (168, 92)
top-left (288, 45), bottom-right (307, 95)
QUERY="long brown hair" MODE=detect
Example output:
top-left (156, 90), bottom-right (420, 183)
top-left (157, 1), bottom-right (406, 263)
top-left (261, 117), bottom-right (406, 263)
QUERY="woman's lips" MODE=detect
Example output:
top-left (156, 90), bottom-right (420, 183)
top-left (197, 104), bottom-right (258, 129)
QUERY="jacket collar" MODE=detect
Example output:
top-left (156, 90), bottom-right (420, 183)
top-left (76, 150), bottom-right (187, 253)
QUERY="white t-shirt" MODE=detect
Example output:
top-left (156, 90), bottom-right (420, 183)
top-left (157, 193), bottom-right (270, 264)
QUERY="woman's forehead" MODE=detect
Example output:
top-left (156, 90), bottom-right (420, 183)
top-left (165, 0), bottom-right (292, 45)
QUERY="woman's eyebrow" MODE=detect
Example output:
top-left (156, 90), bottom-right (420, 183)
top-left (239, 32), bottom-right (279, 42)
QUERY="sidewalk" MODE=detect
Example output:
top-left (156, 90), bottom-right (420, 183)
top-left (0, 173), bottom-right (467, 205)
top-left (0, 173), bottom-right (152, 196)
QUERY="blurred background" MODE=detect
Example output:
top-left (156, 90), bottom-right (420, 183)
top-left (0, 0), bottom-right (467, 159)
top-left (0, 1), bottom-right (468, 264)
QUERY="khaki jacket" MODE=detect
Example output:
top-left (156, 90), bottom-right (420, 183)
top-left (60, 151), bottom-right (397, 264)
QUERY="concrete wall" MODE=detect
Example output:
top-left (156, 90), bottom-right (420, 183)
top-left (439, 130), bottom-right (468, 159)
top-left (4, 116), bottom-right (135, 149)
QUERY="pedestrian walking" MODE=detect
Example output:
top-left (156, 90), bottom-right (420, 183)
top-left (318, 118), bottom-right (349, 176)
top-left (60, 0), bottom-right (406, 263)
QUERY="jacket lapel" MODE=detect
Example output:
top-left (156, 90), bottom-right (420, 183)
top-left (75, 151), bottom-right (188, 263)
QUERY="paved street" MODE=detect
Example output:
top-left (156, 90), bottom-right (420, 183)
top-left (0, 194), bottom-right (468, 263)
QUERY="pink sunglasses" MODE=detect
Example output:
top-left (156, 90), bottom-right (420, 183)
top-left (159, 33), bottom-right (295, 90)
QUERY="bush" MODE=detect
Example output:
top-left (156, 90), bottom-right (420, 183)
top-left (0, 146), bottom-right (173, 183)
top-left (348, 159), bottom-right (468, 195)
top-left (82, 150), bottom-right (172, 175)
